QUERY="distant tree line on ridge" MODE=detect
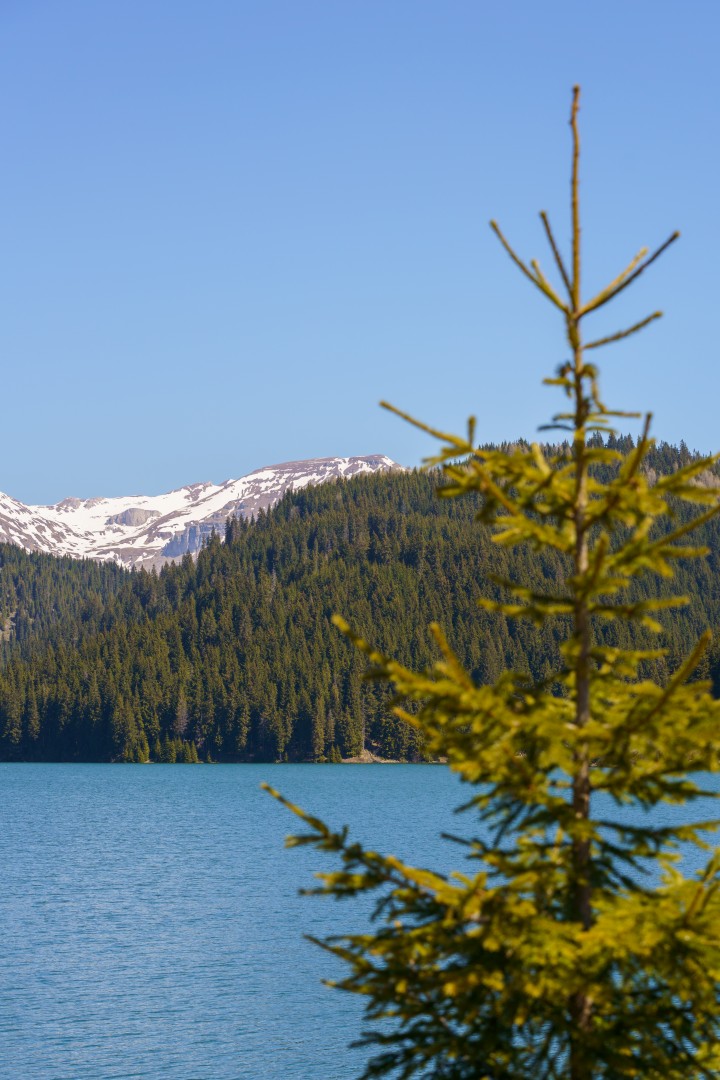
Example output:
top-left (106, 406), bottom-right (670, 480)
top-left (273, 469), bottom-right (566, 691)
top-left (1, 434), bottom-right (720, 763)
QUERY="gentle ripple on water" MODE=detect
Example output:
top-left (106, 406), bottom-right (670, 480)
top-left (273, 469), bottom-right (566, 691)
top-left (2, 763), bottom-right (718, 1080)
top-left (0, 764), bottom-right (465, 1080)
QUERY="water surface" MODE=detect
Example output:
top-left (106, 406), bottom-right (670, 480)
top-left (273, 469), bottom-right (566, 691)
top-left (1, 763), bottom-right (717, 1080)
top-left (0, 764), bottom-right (462, 1080)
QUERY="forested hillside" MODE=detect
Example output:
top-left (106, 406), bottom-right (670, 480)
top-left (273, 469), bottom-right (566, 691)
top-left (1, 436), bottom-right (720, 763)
top-left (0, 547), bottom-right (127, 657)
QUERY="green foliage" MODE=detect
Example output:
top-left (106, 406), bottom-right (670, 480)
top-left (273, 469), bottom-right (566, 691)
top-left (267, 89), bottom-right (720, 1078)
top-left (4, 455), bottom-right (720, 764)
top-left (0, 544), bottom-right (126, 659)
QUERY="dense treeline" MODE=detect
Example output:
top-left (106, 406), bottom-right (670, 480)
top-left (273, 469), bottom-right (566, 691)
top-left (2, 436), bottom-right (720, 762)
top-left (0, 546), bottom-right (127, 657)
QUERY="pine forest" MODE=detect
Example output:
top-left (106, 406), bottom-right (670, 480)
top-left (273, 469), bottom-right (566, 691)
top-left (2, 436), bottom-right (720, 764)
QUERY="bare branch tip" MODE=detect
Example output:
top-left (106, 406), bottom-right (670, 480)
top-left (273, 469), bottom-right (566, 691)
top-left (571, 87), bottom-right (581, 119)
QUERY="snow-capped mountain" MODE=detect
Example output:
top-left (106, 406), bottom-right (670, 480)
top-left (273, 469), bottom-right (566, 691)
top-left (0, 455), bottom-right (401, 569)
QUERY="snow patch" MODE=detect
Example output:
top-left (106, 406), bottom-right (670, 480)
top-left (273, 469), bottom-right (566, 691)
top-left (0, 454), bottom-right (403, 567)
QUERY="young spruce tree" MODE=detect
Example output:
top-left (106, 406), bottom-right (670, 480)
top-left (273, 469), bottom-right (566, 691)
top-left (265, 88), bottom-right (720, 1079)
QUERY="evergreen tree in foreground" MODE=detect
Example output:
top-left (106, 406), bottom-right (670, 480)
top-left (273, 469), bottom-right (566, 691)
top-left (266, 88), bottom-right (720, 1078)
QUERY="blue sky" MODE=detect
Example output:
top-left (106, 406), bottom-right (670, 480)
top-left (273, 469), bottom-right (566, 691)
top-left (1, 1), bottom-right (718, 504)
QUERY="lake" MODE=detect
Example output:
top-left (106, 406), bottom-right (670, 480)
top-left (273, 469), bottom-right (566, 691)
top-left (0, 764), bottom-right (465, 1080)
top-left (1, 763), bottom-right (718, 1080)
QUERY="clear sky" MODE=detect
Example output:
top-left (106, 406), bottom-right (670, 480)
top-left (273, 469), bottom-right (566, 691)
top-left (1, 1), bottom-right (718, 504)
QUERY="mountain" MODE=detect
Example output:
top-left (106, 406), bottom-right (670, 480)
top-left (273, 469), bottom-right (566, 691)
top-left (2, 440), bottom-right (720, 763)
top-left (0, 455), bottom-right (400, 569)
top-left (1, 437), bottom-right (719, 762)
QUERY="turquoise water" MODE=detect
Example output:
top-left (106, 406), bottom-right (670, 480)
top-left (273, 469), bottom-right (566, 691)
top-left (0, 764), bottom-right (464, 1080)
top-left (1, 764), bottom-right (718, 1080)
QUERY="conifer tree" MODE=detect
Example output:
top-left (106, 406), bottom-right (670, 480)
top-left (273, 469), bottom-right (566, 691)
top-left (266, 89), bottom-right (720, 1078)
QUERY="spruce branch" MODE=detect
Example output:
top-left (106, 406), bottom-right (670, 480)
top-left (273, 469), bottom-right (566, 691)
top-left (530, 259), bottom-right (567, 309)
top-left (585, 312), bottom-right (663, 351)
top-left (489, 220), bottom-right (569, 312)
top-left (579, 232), bottom-right (680, 317)
top-left (540, 211), bottom-right (573, 298)
top-left (579, 246), bottom-right (649, 317)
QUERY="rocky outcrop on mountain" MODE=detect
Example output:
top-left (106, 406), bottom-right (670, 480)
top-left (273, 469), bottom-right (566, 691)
top-left (106, 508), bottom-right (160, 527)
top-left (0, 455), bottom-right (401, 569)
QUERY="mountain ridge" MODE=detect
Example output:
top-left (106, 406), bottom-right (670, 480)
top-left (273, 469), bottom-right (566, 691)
top-left (3, 439), bottom-right (720, 763)
top-left (0, 454), bottom-right (401, 568)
